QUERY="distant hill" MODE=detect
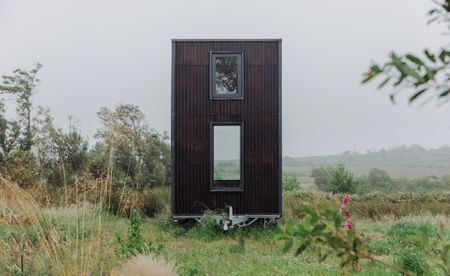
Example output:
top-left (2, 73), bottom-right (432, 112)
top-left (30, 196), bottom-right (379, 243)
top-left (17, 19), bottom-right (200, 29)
top-left (284, 145), bottom-right (450, 186)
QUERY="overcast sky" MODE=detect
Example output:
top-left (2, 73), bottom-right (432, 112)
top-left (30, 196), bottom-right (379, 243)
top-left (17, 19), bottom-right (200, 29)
top-left (1, 0), bottom-right (449, 157)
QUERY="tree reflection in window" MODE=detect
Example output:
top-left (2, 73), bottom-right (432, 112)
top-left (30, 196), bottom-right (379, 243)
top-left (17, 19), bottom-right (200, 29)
top-left (215, 56), bottom-right (238, 94)
top-left (210, 52), bottom-right (243, 99)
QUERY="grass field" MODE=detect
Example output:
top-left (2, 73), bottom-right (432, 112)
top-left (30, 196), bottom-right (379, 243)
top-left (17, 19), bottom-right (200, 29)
top-left (284, 146), bottom-right (450, 186)
top-left (2, 180), bottom-right (450, 275)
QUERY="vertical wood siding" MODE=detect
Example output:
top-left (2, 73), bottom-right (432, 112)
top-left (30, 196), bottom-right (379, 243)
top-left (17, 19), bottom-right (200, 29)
top-left (172, 40), bottom-right (281, 216)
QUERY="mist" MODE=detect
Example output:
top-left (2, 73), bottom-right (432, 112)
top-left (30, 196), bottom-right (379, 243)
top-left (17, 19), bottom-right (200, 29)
top-left (1, 0), bottom-right (449, 157)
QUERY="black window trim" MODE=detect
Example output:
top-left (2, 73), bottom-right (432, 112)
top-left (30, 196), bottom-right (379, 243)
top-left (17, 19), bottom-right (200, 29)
top-left (209, 51), bottom-right (244, 100)
top-left (210, 122), bottom-right (244, 192)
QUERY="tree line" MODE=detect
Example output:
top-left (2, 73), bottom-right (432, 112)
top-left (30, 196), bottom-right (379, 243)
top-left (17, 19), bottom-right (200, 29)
top-left (0, 63), bottom-right (170, 191)
top-left (311, 164), bottom-right (450, 194)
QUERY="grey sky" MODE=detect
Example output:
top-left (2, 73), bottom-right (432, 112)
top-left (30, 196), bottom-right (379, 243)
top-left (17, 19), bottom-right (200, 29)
top-left (1, 0), bottom-right (449, 157)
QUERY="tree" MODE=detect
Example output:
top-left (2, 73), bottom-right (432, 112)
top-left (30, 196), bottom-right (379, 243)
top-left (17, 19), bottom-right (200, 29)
top-left (311, 166), bottom-right (333, 191)
top-left (0, 101), bottom-right (20, 160)
top-left (0, 63), bottom-right (42, 151)
top-left (311, 164), bottom-right (356, 193)
top-left (362, 1), bottom-right (450, 104)
top-left (94, 104), bottom-right (170, 189)
top-left (329, 164), bottom-right (356, 193)
top-left (283, 173), bottom-right (300, 191)
top-left (34, 107), bottom-right (88, 187)
top-left (367, 168), bottom-right (394, 192)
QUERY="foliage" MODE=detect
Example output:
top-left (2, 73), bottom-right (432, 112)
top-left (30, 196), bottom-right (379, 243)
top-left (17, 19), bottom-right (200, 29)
top-left (282, 173), bottom-right (300, 191)
top-left (366, 168), bottom-right (394, 192)
top-left (0, 63), bottom-right (42, 151)
top-left (311, 164), bottom-right (356, 193)
top-left (94, 104), bottom-right (170, 189)
top-left (394, 247), bottom-right (427, 276)
top-left (189, 211), bottom-right (222, 241)
top-left (310, 165), bottom-right (333, 191)
top-left (279, 198), bottom-right (413, 275)
top-left (34, 107), bottom-right (89, 187)
top-left (329, 164), bottom-right (356, 193)
top-left (1, 149), bottom-right (40, 188)
top-left (115, 211), bottom-right (163, 259)
top-left (109, 186), bottom-right (170, 217)
top-left (362, 0), bottom-right (450, 104)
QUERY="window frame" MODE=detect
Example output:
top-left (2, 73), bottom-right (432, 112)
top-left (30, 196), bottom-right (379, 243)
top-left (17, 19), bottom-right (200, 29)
top-left (209, 51), bottom-right (244, 100)
top-left (210, 122), bottom-right (244, 192)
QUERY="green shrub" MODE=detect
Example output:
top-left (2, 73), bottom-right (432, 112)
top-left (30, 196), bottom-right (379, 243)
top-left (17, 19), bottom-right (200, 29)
top-left (188, 211), bottom-right (221, 241)
top-left (1, 149), bottom-right (40, 188)
top-left (329, 164), bottom-right (356, 193)
top-left (115, 211), bottom-right (163, 259)
top-left (311, 164), bottom-right (356, 193)
top-left (368, 239), bottom-right (391, 255)
top-left (282, 173), bottom-right (300, 191)
top-left (394, 247), bottom-right (426, 276)
top-left (388, 219), bottom-right (438, 241)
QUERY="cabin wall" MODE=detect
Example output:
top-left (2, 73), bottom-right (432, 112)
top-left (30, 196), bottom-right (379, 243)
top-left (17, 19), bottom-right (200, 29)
top-left (172, 40), bottom-right (281, 216)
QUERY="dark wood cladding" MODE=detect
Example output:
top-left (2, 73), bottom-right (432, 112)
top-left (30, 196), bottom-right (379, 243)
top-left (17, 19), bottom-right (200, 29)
top-left (172, 40), bottom-right (282, 216)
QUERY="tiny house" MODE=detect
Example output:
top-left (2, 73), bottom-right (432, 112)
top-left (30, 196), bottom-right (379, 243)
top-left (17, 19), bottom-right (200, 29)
top-left (171, 39), bottom-right (282, 226)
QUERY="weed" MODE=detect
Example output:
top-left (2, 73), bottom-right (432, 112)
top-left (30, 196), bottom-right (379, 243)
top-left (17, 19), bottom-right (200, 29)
top-left (115, 211), bottom-right (163, 259)
top-left (188, 211), bottom-right (222, 241)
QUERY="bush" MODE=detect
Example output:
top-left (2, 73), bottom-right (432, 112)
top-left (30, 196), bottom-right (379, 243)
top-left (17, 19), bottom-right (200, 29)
top-left (311, 164), bottom-right (356, 193)
top-left (282, 173), bottom-right (300, 191)
top-left (388, 219), bottom-right (438, 241)
top-left (394, 247), bottom-right (426, 276)
top-left (109, 186), bottom-right (170, 217)
top-left (329, 164), bottom-right (356, 193)
top-left (311, 166), bottom-right (333, 191)
top-left (189, 211), bottom-right (221, 241)
top-left (1, 149), bottom-right (40, 188)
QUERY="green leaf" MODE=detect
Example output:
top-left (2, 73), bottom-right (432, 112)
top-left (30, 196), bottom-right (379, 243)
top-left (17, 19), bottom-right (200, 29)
top-left (406, 54), bottom-right (425, 66)
top-left (370, 65), bottom-right (382, 74)
top-left (424, 49), bottom-right (436, 63)
top-left (393, 74), bottom-right (406, 87)
top-left (391, 54), bottom-right (423, 81)
top-left (409, 88), bottom-right (427, 103)
top-left (439, 50), bottom-right (450, 64)
top-left (377, 77), bottom-right (391, 89)
top-left (439, 89), bottom-right (450, 98)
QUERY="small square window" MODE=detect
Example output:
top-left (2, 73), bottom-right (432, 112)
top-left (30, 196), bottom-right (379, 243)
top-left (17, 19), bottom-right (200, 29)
top-left (210, 52), bottom-right (244, 99)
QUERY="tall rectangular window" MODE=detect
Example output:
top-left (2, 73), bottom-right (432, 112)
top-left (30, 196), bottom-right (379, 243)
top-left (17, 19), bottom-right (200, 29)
top-left (210, 52), bottom-right (244, 99)
top-left (211, 123), bottom-right (243, 191)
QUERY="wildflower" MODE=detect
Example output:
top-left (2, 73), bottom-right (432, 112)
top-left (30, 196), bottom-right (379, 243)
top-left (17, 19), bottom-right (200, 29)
top-left (342, 195), bottom-right (350, 204)
top-left (340, 204), bottom-right (345, 212)
top-left (343, 219), bottom-right (353, 231)
top-left (345, 210), bottom-right (350, 218)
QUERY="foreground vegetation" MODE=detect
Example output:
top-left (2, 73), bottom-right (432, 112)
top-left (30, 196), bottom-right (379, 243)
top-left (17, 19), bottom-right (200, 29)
top-left (2, 177), bottom-right (450, 275)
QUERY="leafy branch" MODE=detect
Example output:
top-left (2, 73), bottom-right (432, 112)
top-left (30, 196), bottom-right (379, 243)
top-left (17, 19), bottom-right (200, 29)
top-left (278, 201), bottom-right (412, 275)
top-left (362, 0), bottom-right (450, 105)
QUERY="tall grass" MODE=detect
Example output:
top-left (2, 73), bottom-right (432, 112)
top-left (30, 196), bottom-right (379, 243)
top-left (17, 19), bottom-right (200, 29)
top-left (0, 176), bottom-right (169, 275)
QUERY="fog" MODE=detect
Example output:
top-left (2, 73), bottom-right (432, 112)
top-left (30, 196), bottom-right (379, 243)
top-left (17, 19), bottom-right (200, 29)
top-left (1, 0), bottom-right (449, 157)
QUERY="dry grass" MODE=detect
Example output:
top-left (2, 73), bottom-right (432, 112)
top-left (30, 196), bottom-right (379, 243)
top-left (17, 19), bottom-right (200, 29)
top-left (0, 175), bottom-right (172, 275)
top-left (112, 255), bottom-right (175, 276)
top-left (0, 176), bottom-right (119, 275)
